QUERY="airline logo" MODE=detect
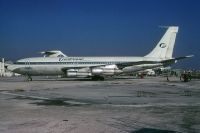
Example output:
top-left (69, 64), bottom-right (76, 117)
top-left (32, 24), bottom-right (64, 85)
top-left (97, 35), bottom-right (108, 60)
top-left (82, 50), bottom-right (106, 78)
top-left (59, 57), bottom-right (84, 61)
top-left (159, 43), bottom-right (167, 48)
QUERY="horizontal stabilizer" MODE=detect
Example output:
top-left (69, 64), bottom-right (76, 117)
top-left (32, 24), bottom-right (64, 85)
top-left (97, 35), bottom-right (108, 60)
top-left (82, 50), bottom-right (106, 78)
top-left (175, 55), bottom-right (194, 60)
top-left (161, 55), bottom-right (194, 65)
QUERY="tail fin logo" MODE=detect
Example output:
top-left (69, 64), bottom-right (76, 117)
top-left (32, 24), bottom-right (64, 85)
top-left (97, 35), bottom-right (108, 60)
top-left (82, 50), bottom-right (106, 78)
top-left (159, 43), bottom-right (167, 48)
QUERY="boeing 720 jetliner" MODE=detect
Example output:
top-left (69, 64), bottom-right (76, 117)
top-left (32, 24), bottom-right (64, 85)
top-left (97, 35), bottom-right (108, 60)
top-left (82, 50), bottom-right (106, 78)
top-left (6, 26), bottom-right (193, 81)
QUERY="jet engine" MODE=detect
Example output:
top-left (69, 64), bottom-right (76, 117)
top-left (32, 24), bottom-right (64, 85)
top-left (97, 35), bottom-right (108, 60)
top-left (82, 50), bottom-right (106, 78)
top-left (92, 65), bottom-right (122, 76)
top-left (66, 65), bottom-right (123, 77)
top-left (92, 68), bottom-right (113, 75)
top-left (66, 69), bottom-right (91, 77)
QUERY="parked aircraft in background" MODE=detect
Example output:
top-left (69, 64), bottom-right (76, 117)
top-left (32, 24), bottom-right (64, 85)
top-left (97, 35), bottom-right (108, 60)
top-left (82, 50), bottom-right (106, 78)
top-left (6, 26), bottom-right (193, 81)
top-left (40, 50), bottom-right (67, 58)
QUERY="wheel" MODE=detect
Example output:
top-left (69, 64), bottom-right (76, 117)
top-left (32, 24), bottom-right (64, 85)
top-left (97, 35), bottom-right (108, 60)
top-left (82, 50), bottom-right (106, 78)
top-left (91, 76), bottom-right (104, 81)
top-left (99, 76), bottom-right (104, 81)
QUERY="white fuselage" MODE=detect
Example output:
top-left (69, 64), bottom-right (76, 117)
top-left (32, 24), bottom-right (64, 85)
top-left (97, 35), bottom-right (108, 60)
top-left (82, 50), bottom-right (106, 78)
top-left (7, 56), bottom-right (164, 77)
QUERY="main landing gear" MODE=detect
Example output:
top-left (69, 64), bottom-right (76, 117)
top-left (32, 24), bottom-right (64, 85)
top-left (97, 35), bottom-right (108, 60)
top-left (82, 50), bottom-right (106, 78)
top-left (91, 76), bottom-right (105, 81)
top-left (26, 75), bottom-right (32, 81)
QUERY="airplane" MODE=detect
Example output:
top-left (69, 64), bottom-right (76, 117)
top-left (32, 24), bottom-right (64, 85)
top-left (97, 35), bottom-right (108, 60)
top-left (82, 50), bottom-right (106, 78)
top-left (6, 26), bottom-right (193, 81)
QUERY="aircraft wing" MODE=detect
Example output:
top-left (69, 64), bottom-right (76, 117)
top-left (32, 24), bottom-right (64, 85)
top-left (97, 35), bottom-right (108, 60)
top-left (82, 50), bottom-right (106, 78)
top-left (101, 55), bottom-right (194, 69)
top-left (61, 61), bottom-right (159, 71)
top-left (61, 55), bottom-right (193, 71)
top-left (61, 64), bottom-right (106, 71)
top-left (115, 61), bottom-right (158, 69)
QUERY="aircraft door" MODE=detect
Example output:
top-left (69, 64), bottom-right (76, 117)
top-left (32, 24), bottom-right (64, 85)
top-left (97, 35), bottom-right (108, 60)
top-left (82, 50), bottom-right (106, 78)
top-left (24, 60), bottom-right (31, 75)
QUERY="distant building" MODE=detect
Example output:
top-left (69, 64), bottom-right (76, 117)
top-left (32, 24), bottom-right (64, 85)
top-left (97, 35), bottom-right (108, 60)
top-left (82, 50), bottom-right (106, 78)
top-left (0, 58), bottom-right (5, 77)
top-left (0, 58), bottom-right (18, 77)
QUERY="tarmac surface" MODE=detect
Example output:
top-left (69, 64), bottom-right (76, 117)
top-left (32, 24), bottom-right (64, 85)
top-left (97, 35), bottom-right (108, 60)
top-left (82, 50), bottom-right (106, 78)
top-left (0, 76), bottom-right (200, 133)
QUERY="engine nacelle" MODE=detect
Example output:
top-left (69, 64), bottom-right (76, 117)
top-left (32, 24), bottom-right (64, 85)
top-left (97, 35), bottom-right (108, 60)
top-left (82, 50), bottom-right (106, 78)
top-left (66, 69), bottom-right (91, 77)
top-left (91, 68), bottom-right (104, 75)
top-left (92, 68), bottom-right (122, 76)
top-left (67, 72), bottom-right (91, 77)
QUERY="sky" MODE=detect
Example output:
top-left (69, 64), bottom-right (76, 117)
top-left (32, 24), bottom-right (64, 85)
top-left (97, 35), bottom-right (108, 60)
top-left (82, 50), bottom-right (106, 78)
top-left (0, 0), bottom-right (200, 69)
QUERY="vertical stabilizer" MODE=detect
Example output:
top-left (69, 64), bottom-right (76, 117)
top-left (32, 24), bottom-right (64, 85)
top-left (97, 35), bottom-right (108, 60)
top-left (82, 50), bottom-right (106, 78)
top-left (145, 26), bottom-right (179, 59)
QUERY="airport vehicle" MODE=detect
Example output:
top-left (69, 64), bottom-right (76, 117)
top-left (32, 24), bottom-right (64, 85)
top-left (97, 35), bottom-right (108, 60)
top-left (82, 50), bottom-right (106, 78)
top-left (6, 26), bottom-right (193, 81)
